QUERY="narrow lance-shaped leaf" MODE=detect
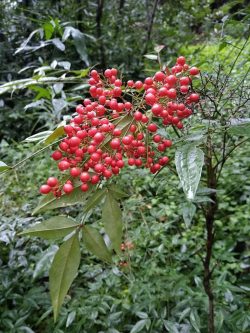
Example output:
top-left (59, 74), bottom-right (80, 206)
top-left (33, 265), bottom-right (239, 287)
top-left (24, 131), bottom-right (53, 143)
top-left (83, 188), bottom-right (106, 213)
top-left (50, 232), bottom-right (80, 321)
top-left (102, 190), bottom-right (123, 254)
top-left (181, 202), bottom-right (196, 228)
top-left (175, 144), bottom-right (204, 200)
top-left (108, 184), bottom-right (128, 199)
top-left (82, 226), bottom-right (112, 263)
top-left (44, 126), bottom-right (65, 145)
top-left (19, 216), bottom-right (79, 239)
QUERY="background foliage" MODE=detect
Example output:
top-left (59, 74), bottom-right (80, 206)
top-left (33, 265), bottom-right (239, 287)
top-left (0, 0), bottom-right (250, 332)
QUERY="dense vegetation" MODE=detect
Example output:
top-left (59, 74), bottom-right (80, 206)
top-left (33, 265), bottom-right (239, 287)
top-left (0, 1), bottom-right (250, 333)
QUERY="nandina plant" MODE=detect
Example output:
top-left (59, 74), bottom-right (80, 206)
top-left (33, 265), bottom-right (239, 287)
top-left (1, 44), bottom-right (249, 333)
top-left (19, 55), bottom-right (201, 319)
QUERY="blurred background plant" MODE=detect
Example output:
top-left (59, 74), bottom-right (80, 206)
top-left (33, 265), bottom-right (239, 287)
top-left (0, 0), bottom-right (250, 332)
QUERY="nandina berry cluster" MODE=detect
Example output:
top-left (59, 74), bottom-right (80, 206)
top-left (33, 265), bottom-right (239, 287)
top-left (40, 56), bottom-right (200, 197)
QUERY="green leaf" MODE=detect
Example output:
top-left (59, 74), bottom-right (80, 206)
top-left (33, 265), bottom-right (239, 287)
top-left (144, 54), bottom-right (158, 60)
top-left (163, 320), bottom-right (179, 333)
top-left (108, 184), bottom-right (128, 199)
top-left (190, 310), bottom-right (200, 333)
top-left (33, 184), bottom-right (93, 214)
top-left (43, 22), bottom-right (54, 40)
top-left (228, 122), bottom-right (250, 137)
top-left (84, 188), bottom-right (106, 213)
top-left (175, 144), bottom-right (204, 200)
top-left (82, 226), bottom-right (112, 263)
top-left (181, 202), bottom-right (196, 228)
top-left (0, 161), bottom-right (10, 173)
top-left (102, 190), bottom-right (123, 254)
top-left (44, 126), bottom-right (65, 145)
top-left (130, 319), bottom-right (148, 333)
top-left (50, 232), bottom-right (80, 321)
top-left (19, 216), bottom-right (79, 239)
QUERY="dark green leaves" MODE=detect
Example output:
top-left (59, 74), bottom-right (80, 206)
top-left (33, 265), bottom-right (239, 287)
top-left (175, 144), bottom-right (204, 200)
top-left (50, 232), bottom-right (80, 321)
top-left (19, 216), bottom-right (79, 239)
top-left (102, 190), bottom-right (123, 254)
top-left (82, 226), bottom-right (112, 263)
top-left (228, 120), bottom-right (250, 138)
top-left (83, 188), bottom-right (106, 213)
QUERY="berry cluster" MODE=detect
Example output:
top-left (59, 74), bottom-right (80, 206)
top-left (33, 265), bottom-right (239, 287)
top-left (40, 56), bottom-right (200, 196)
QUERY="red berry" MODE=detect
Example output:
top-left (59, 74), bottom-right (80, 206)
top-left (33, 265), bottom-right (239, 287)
top-left (104, 69), bottom-right (112, 77)
top-left (154, 71), bottom-right (165, 82)
top-left (145, 93), bottom-right (157, 106)
top-left (70, 167), bottom-right (81, 177)
top-left (135, 81), bottom-right (143, 90)
top-left (63, 183), bottom-right (74, 194)
top-left (47, 177), bottom-right (58, 187)
top-left (177, 56), bottom-right (186, 65)
top-left (134, 111), bottom-right (143, 121)
top-left (189, 93), bottom-right (200, 102)
top-left (189, 67), bottom-right (200, 75)
top-left (91, 175), bottom-right (100, 184)
top-left (180, 85), bottom-right (189, 94)
top-left (122, 136), bottom-right (133, 145)
top-left (58, 160), bottom-right (70, 171)
top-left (151, 103), bottom-right (163, 116)
top-left (127, 80), bottom-right (134, 87)
top-left (153, 135), bottom-right (162, 143)
top-left (166, 75), bottom-right (177, 86)
top-left (40, 184), bottom-right (51, 194)
top-left (81, 183), bottom-right (89, 192)
top-left (51, 150), bottom-right (62, 160)
top-left (80, 172), bottom-right (90, 182)
top-left (147, 123), bottom-right (157, 132)
top-left (69, 137), bottom-right (81, 147)
top-left (179, 76), bottom-right (190, 85)
top-left (167, 88), bottom-right (177, 99)
top-left (110, 138), bottom-right (120, 150)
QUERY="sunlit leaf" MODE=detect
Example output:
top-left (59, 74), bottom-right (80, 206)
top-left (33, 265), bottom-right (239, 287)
top-left (43, 21), bottom-right (54, 40)
top-left (144, 54), bottom-right (158, 60)
top-left (181, 202), bottom-right (196, 228)
top-left (51, 38), bottom-right (65, 51)
top-left (0, 161), bottom-right (10, 173)
top-left (154, 45), bottom-right (165, 53)
top-left (175, 144), bottom-right (204, 200)
top-left (44, 126), bottom-right (65, 145)
top-left (66, 311), bottom-right (76, 328)
top-left (130, 319), bottom-right (148, 333)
